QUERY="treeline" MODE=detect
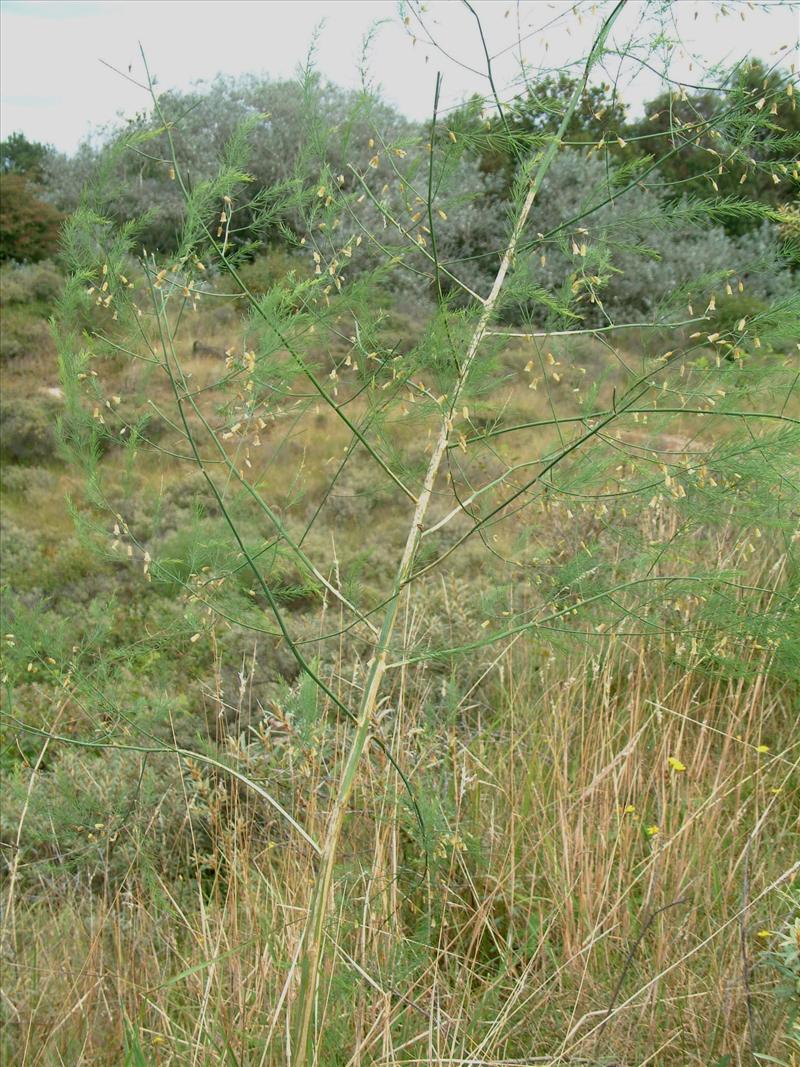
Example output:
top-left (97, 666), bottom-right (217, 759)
top-left (1, 61), bottom-right (797, 324)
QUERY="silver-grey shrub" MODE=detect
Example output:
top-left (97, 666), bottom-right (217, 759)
top-left (509, 149), bottom-right (793, 325)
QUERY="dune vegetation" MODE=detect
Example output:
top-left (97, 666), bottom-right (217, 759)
top-left (1, 3), bottom-right (798, 1065)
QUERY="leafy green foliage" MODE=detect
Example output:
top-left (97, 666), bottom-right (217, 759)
top-left (0, 173), bottom-right (63, 262)
top-left (0, 131), bottom-right (53, 179)
top-left (628, 60), bottom-right (800, 234)
top-left (461, 74), bottom-right (629, 178)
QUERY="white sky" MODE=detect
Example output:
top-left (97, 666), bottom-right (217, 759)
top-left (1, 0), bottom-right (798, 154)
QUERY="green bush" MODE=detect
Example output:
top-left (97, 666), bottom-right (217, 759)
top-left (233, 247), bottom-right (300, 298)
top-left (712, 293), bottom-right (769, 339)
top-left (0, 516), bottom-right (42, 587)
top-left (0, 464), bottom-right (56, 496)
top-left (324, 460), bottom-right (395, 524)
top-left (0, 517), bottom-right (113, 601)
top-left (0, 304), bottom-right (54, 361)
top-left (0, 259), bottom-right (62, 304)
top-left (0, 173), bottom-right (63, 262)
top-left (0, 259), bottom-right (60, 362)
top-left (38, 540), bottom-right (106, 600)
top-left (0, 748), bottom-right (211, 893)
top-left (0, 396), bottom-right (61, 463)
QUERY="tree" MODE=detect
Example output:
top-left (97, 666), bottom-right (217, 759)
top-left (40, 75), bottom-right (416, 255)
top-left (0, 131), bottom-right (53, 180)
top-left (0, 172), bottom-right (63, 261)
top-left (449, 75), bottom-right (629, 179)
top-left (629, 59), bottom-right (800, 235)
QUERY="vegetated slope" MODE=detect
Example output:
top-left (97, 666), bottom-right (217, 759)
top-left (1, 265), bottom-right (798, 1066)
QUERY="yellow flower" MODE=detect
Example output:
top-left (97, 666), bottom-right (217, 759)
top-left (623, 804), bottom-right (636, 815)
top-left (756, 929), bottom-right (772, 939)
top-left (646, 825), bottom-right (660, 836)
top-left (756, 744), bottom-right (770, 753)
top-left (668, 756), bottom-right (686, 772)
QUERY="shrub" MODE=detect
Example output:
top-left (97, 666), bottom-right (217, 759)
top-left (231, 247), bottom-right (301, 298)
top-left (712, 292), bottom-right (768, 338)
top-left (0, 464), bottom-right (56, 495)
top-left (0, 515), bottom-right (42, 583)
top-left (0, 173), bottom-right (63, 262)
top-left (0, 261), bottom-right (60, 361)
top-left (0, 259), bottom-right (62, 304)
top-left (41, 75), bottom-right (415, 254)
top-left (0, 305), bottom-right (54, 362)
top-left (0, 396), bottom-right (60, 462)
top-left (500, 151), bottom-right (796, 326)
top-left (0, 748), bottom-right (210, 893)
top-left (323, 458), bottom-right (395, 524)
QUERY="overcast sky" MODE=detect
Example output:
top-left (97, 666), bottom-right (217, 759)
top-left (1, 0), bottom-right (798, 154)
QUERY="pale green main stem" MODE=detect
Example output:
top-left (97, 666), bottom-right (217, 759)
top-left (292, 6), bottom-right (625, 1061)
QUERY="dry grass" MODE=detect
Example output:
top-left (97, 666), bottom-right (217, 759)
top-left (2, 584), bottom-right (797, 1065)
top-left (2, 304), bottom-right (798, 1067)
